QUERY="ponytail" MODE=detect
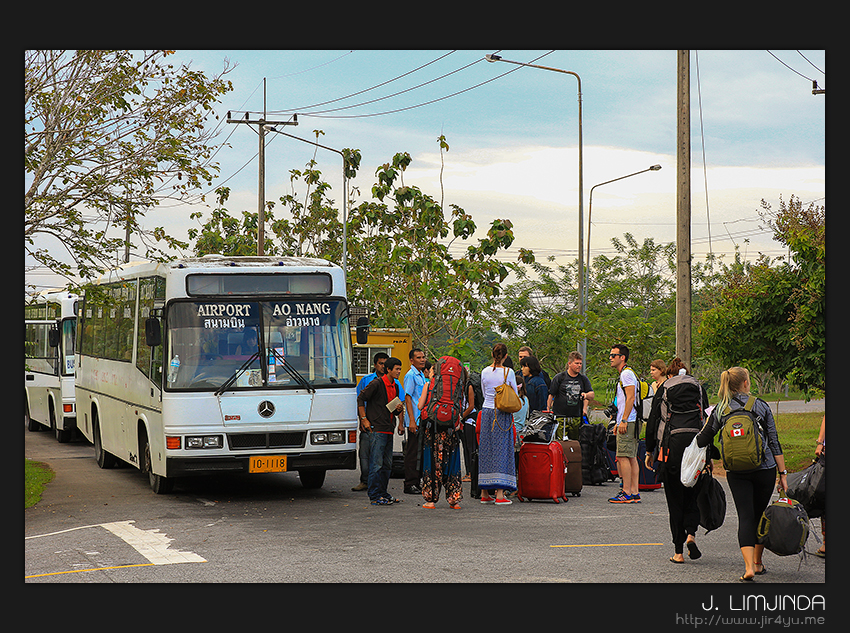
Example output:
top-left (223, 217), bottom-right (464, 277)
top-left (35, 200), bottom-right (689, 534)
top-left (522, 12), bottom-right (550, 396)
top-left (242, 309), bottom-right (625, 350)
top-left (717, 366), bottom-right (749, 413)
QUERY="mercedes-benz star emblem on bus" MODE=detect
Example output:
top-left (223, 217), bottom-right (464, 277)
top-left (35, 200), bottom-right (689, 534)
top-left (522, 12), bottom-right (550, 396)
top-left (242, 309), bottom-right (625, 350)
top-left (258, 401), bottom-right (275, 418)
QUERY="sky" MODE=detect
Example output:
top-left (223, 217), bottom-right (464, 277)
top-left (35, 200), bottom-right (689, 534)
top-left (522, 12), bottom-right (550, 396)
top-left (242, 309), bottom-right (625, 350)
top-left (25, 49), bottom-right (826, 293)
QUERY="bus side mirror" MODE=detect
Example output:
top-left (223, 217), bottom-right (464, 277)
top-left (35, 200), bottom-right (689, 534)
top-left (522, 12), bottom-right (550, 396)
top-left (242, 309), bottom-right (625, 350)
top-left (145, 318), bottom-right (162, 347)
top-left (355, 316), bottom-right (370, 345)
top-left (48, 328), bottom-right (60, 348)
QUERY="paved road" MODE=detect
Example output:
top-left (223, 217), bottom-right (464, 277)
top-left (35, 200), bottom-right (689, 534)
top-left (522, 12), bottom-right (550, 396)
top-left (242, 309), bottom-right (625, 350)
top-left (24, 415), bottom-right (826, 589)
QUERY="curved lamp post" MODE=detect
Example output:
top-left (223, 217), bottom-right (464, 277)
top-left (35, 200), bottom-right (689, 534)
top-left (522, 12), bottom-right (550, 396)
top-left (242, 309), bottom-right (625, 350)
top-left (268, 127), bottom-right (351, 278)
top-left (584, 165), bottom-right (662, 321)
top-left (485, 53), bottom-right (585, 355)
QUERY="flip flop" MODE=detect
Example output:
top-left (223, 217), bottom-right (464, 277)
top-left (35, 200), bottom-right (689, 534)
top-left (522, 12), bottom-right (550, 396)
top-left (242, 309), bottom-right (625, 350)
top-left (755, 563), bottom-right (767, 575)
top-left (687, 541), bottom-right (702, 560)
top-left (669, 557), bottom-right (685, 564)
top-left (739, 575), bottom-right (755, 582)
top-left (422, 502), bottom-right (436, 509)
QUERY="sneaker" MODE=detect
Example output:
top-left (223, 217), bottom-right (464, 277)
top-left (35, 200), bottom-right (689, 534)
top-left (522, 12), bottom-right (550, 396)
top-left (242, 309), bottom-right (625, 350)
top-left (608, 491), bottom-right (631, 504)
top-left (629, 493), bottom-right (641, 503)
top-left (351, 482), bottom-right (368, 491)
top-left (495, 498), bottom-right (513, 506)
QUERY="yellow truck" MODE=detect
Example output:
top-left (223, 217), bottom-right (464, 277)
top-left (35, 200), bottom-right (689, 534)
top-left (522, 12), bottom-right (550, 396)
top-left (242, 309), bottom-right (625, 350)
top-left (351, 328), bottom-right (413, 478)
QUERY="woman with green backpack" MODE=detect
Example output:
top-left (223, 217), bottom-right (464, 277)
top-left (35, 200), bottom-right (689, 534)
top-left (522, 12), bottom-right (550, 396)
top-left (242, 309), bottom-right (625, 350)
top-left (695, 366), bottom-right (788, 582)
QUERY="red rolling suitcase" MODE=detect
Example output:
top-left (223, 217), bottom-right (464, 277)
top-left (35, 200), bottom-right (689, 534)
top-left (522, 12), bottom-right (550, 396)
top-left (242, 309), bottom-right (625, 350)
top-left (559, 439), bottom-right (583, 497)
top-left (517, 441), bottom-right (568, 503)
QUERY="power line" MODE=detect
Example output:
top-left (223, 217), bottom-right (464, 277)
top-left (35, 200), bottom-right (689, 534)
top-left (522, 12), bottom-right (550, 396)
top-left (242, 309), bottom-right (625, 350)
top-left (283, 50), bottom-right (554, 120)
top-left (259, 51), bottom-right (457, 115)
top-left (766, 50), bottom-right (818, 83)
top-left (796, 50), bottom-right (824, 75)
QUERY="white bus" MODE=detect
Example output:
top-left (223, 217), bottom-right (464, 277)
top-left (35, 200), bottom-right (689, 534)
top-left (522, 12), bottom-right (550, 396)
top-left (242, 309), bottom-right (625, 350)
top-left (25, 290), bottom-right (79, 442)
top-left (75, 255), bottom-right (367, 493)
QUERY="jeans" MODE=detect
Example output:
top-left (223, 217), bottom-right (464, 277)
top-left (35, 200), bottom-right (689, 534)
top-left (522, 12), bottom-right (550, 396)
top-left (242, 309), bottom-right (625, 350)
top-left (358, 429), bottom-right (373, 483)
top-left (368, 432), bottom-right (394, 501)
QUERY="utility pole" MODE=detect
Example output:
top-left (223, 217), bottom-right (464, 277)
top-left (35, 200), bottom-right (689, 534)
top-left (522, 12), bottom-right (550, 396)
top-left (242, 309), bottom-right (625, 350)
top-left (676, 50), bottom-right (691, 368)
top-left (226, 79), bottom-right (298, 255)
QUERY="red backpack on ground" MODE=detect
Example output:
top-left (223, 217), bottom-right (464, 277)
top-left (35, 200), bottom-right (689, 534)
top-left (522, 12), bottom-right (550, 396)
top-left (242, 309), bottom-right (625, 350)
top-left (424, 356), bottom-right (468, 431)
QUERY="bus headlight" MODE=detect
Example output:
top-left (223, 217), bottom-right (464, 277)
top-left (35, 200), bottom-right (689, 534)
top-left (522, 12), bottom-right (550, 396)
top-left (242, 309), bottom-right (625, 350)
top-left (185, 435), bottom-right (223, 449)
top-left (311, 431), bottom-right (345, 445)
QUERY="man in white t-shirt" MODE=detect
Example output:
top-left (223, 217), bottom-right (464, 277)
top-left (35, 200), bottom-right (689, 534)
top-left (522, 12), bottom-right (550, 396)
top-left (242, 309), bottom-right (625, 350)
top-left (609, 344), bottom-right (641, 504)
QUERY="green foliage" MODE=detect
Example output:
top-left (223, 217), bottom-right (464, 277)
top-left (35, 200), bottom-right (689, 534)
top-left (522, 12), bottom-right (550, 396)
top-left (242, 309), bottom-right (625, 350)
top-left (697, 196), bottom-right (825, 396)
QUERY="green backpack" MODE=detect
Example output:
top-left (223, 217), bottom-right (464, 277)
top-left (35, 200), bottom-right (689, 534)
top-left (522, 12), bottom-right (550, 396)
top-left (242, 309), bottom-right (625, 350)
top-left (717, 395), bottom-right (765, 471)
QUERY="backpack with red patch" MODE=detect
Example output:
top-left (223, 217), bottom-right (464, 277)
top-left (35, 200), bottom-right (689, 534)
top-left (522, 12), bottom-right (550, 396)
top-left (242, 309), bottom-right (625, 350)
top-left (424, 356), bottom-right (468, 431)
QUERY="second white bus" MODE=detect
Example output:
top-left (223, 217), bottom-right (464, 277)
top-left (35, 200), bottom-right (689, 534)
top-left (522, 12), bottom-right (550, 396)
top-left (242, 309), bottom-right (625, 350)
top-left (25, 290), bottom-right (79, 442)
top-left (75, 255), bottom-right (365, 493)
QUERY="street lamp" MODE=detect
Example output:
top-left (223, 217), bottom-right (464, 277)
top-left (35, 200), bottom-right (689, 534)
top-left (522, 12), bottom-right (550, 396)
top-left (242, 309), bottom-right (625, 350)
top-left (584, 165), bottom-right (662, 320)
top-left (485, 53), bottom-right (585, 355)
top-left (268, 127), bottom-right (352, 279)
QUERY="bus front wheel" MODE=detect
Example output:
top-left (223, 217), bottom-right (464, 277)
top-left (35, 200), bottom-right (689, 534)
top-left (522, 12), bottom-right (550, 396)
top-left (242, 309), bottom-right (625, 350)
top-left (141, 428), bottom-right (173, 494)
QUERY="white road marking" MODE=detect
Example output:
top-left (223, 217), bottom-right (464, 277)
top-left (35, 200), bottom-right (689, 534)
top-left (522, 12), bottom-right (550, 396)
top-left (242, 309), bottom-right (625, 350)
top-left (99, 521), bottom-right (206, 565)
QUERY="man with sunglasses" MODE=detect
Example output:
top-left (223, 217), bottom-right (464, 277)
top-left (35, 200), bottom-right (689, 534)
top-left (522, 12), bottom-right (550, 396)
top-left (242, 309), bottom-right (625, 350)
top-left (609, 344), bottom-right (641, 503)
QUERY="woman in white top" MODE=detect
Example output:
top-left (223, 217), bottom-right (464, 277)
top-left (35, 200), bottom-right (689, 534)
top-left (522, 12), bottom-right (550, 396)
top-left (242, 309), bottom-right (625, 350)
top-left (477, 343), bottom-right (519, 506)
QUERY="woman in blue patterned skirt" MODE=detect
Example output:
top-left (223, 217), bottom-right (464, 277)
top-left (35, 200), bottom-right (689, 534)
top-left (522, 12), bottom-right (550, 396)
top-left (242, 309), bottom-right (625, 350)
top-left (478, 343), bottom-right (519, 506)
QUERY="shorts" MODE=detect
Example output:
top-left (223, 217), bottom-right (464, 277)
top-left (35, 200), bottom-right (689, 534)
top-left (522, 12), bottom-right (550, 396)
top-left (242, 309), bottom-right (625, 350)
top-left (615, 420), bottom-right (641, 458)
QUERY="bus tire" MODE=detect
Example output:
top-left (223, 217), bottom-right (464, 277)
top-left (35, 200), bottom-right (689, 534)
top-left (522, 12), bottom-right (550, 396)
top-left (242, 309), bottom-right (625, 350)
top-left (50, 403), bottom-right (71, 443)
top-left (298, 469), bottom-right (326, 489)
top-left (92, 409), bottom-right (117, 469)
top-left (141, 427), bottom-right (173, 494)
top-left (25, 397), bottom-right (40, 432)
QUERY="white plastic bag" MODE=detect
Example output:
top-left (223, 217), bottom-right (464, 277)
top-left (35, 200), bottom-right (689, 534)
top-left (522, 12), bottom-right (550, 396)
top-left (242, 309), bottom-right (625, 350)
top-left (680, 435), bottom-right (707, 488)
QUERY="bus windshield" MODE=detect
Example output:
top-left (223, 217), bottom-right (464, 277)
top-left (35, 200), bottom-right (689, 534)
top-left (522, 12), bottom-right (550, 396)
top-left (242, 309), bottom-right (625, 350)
top-left (166, 299), bottom-right (354, 391)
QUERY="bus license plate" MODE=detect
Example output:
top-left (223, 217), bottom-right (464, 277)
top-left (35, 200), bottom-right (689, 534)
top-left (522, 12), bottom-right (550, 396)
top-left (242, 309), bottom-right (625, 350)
top-left (249, 455), bottom-right (288, 473)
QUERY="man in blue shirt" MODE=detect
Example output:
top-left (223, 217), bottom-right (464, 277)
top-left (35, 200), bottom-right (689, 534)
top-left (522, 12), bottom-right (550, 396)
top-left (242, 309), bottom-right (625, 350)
top-left (402, 348), bottom-right (427, 494)
top-left (352, 352), bottom-right (389, 491)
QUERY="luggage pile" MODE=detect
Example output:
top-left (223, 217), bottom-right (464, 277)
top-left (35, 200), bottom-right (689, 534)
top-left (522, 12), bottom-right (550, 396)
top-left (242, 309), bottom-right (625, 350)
top-left (516, 411), bottom-right (581, 503)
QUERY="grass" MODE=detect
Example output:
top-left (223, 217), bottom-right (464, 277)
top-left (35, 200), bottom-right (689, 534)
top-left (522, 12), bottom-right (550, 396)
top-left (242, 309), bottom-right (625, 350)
top-left (25, 459), bottom-right (55, 509)
top-left (771, 411), bottom-right (824, 473)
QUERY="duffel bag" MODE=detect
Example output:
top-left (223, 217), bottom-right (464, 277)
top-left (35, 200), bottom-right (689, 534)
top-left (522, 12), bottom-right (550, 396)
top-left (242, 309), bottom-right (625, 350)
top-left (757, 491), bottom-right (810, 556)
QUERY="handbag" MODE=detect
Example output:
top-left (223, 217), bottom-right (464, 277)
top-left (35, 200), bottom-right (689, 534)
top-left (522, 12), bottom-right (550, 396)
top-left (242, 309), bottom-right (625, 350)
top-left (680, 435), bottom-right (707, 488)
top-left (494, 367), bottom-right (522, 414)
top-left (696, 470), bottom-right (726, 534)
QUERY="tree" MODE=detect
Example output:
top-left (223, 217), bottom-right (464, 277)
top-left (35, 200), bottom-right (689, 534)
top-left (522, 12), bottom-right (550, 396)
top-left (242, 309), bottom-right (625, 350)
top-left (697, 195), bottom-right (825, 396)
top-left (346, 145), bottom-right (532, 356)
top-left (188, 137), bottom-right (532, 359)
top-left (25, 50), bottom-right (233, 282)
top-left (501, 232), bottom-right (677, 382)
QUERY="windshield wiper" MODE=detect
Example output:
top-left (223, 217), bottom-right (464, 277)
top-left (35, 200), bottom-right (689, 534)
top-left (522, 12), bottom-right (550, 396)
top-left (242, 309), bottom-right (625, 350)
top-left (214, 349), bottom-right (262, 396)
top-left (269, 347), bottom-right (315, 393)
